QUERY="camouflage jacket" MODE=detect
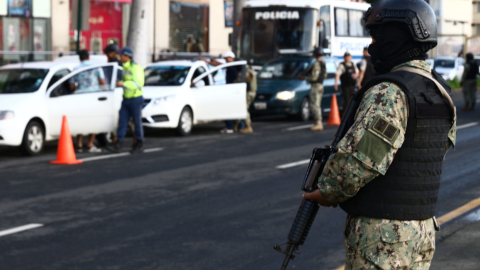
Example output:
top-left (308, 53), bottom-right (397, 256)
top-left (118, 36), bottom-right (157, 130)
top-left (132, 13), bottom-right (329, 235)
top-left (318, 60), bottom-right (457, 204)
top-left (306, 59), bottom-right (326, 84)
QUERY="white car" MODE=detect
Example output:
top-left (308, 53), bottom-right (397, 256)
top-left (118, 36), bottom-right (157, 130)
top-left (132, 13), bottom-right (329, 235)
top-left (0, 61), bottom-right (123, 155)
top-left (434, 57), bottom-right (465, 81)
top-left (141, 60), bottom-right (247, 135)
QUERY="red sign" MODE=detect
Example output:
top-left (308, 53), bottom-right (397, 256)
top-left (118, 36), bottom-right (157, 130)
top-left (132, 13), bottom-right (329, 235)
top-left (70, 0), bottom-right (124, 51)
top-left (97, 0), bottom-right (132, 3)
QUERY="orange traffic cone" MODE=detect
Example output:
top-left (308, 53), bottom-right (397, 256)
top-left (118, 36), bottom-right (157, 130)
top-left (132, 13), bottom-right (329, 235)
top-left (50, 116), bottom-right (82, 165)
top-left (326, 95), bottom-right (341, 126)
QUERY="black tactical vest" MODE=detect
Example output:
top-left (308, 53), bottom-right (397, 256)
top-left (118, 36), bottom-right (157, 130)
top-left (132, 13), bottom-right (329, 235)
top-left (466, 61), bottom-right (479, 80)
top-left (339, 70), bottom-right (454, 220)
top-left (361, 57), bottom-right (375, 88)
top-left (340, 62), bottom-right (356, 87)
top-left (315, 60), bottom-right (327, 84)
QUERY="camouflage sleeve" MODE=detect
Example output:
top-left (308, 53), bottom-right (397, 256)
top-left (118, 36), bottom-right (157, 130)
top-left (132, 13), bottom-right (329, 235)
top-left (318, 82), bottom-right (409, 203)
top-left (306, 62), bottom-right (321, 83)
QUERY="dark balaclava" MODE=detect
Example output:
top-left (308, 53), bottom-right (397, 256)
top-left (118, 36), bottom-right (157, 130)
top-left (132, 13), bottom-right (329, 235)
top-left (368, 23), bottom-right (426, 74)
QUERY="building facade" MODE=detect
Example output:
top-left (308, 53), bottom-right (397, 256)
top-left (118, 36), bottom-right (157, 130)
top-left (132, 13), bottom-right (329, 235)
top-left (0, 0), bottom-right (52, 63)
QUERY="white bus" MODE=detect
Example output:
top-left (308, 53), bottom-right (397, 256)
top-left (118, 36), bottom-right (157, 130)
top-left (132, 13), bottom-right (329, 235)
top-left (240, 0), bottom-right (371, 65)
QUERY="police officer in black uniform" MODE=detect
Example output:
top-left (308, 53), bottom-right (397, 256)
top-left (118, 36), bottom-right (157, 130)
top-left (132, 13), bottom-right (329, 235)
top-left (334, 52), bottom-right (359, 112)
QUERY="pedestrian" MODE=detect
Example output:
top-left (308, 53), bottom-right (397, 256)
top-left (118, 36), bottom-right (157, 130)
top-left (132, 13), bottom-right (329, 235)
top-left (303, 1), bottom-right (456, 269)
top-left (185, 36), bottom-right (194, 52)
top-left (107, 47), bottom-right (145, 154)
top-left (238, 65), bottom-right (257, 133)
top-left (101, 43), bottom-right (123, 145)
top-left (461, 52), bottom-right (479, 111)
top-left (334, 52), bottom-right (359, 112)
top-left (200, 51), bottom-right (241, 133)
top-left (357, 47), bottom-right (375, 89)
top-left (300, 47), bottom-right (327, 131)
top-left (191, 37), bottom-right (205, 53)
top-left (69, 49), bottom-right (106, 153)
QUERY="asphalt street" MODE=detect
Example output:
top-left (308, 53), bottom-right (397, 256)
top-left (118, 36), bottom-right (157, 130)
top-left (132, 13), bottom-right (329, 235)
top-left (1, 91), bottom-right (480, 270)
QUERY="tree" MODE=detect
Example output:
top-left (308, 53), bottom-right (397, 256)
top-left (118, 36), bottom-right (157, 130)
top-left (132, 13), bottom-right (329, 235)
top-left (127, 0), bottom-right (149, 67)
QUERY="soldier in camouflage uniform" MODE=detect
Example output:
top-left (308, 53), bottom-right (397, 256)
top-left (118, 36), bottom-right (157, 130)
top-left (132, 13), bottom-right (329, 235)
top-left (302, 47), bottom-right (327, 131)
top-left (303, 1), bottom-right (457, 269)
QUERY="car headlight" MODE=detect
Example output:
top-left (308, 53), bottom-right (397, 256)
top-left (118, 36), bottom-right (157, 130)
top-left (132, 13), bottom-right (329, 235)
top-left (0, 111), bottom-right (14, 120)
top-left (276, 91), bottom-right (295, 101)
top-left (153, 95), bottom-right (176, 105)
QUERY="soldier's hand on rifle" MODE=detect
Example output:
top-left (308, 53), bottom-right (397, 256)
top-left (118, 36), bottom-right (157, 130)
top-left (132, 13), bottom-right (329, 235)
top-left (303, 190), bottom-right (338, 208)
top-left (334, 84), bottom-right (339, 91)
top-left (299, 76), bottom-right (305, 80)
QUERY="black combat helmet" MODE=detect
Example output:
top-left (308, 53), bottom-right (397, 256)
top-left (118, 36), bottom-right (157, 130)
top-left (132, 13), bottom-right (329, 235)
top-left (313, 47), bottom-right (324, 56)
top-left (364, 0), bottom-right (437, 50)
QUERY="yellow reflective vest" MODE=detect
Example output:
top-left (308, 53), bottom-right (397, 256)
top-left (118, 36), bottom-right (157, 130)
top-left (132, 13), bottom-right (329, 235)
top-left (122, 61), bottom-right (144, 99)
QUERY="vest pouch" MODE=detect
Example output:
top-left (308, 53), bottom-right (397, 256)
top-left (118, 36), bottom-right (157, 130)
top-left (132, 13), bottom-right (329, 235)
top-left (413, 93), bottom-right (452, 119)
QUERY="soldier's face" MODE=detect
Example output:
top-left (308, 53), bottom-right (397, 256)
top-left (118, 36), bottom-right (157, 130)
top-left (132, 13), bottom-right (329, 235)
top-left (371, 35), bottom-right (376, 44)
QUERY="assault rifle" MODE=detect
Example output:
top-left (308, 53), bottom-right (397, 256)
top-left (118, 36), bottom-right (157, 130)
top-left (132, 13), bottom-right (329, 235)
top-left (273, 99), bottom-right (357, 270)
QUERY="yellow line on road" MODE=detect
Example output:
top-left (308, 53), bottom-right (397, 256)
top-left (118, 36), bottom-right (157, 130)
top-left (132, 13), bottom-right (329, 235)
top-left (333, 196), bottom-right (480, 270)
top-left (437, 197), bottom-right (480, 226)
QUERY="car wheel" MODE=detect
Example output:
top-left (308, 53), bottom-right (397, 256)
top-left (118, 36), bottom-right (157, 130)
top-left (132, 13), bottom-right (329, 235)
top-left (175, 107), bottom-right (193, 136)
top-left (298, 97), bottom-right (310, 121)
top-left (21, 120), bottom-right (44, 156)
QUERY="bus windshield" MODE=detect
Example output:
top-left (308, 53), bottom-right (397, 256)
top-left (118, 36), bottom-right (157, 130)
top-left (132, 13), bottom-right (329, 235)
top-left (241, 8), bottom-right (315, 64)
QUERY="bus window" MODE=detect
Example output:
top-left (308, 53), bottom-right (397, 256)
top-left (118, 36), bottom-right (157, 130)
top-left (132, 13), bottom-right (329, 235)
top-left (335, 8), bottom-right (369, 37)
top-left (349, 10), bottom-right (367, 37)
top-left (335, 8), bottom-right (349, 36)
top-left (319, 6), bottom-right (331, 48)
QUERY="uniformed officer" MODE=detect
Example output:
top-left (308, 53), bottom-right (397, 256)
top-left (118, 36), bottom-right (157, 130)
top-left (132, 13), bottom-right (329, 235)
top-left (303, 0), bottom-right (457, 269)
top-left (107, 47), bottom-right (145, 154)
top-left (460, 53), bottom-right (479, 111)
top-left (239, 65), bottom-right (257, 134)
top-left (335, 52), bottom-right (359, 112)
top-left (301, 47), bottom-right (327, 131)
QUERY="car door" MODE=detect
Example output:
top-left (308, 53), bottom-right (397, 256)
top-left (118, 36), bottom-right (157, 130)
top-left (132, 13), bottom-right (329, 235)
top-left (191, 62), bottom-right (247, 121)
top-left (46, 63), bottom-right (119, 137)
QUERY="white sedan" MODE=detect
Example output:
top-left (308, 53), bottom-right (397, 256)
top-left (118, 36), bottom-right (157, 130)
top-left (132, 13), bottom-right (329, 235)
top-left (141, 60), bottom-right (247, 135)
top-left (0, 61), bottom-right (123, 155)
top-left (434, 57), bottom-right (465, 81)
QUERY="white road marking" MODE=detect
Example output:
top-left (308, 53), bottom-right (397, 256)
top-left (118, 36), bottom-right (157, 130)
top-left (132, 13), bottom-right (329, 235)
top-left (144, 147), bottom-right (164, 153)
top-left (82, 148), bottom-right (164, 162)
top-left (284, 124), bottom-right (313, 131)
top-left (0, 224), bottom-right (43, 237)
top-left (276, 159), bottom-right (310, 169)
top-left (457, 122), bottom-right (479, 130)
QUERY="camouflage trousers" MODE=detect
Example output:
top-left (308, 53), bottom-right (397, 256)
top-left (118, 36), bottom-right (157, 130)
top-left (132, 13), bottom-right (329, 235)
top-left (462, 79), bottom-right (477, 104)
top-left (344, 215), bottom-right (436, 270)
top-left (246, 91), bottom-right (256, 126)
top-left (309, 83), bottom-right (324, 121)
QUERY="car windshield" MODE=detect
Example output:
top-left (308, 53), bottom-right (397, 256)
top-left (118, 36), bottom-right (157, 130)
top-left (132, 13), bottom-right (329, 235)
top-left (0, 69), bottom-right (49, 94)
top-left (434, 60), bottom-right (455, 68)
top-left (144, 66), bottom-right (191, 86)
top-left (258, 58), bottom-right (336, 80)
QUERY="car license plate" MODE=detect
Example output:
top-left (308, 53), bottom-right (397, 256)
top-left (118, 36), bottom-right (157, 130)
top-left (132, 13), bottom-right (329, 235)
top-left (254, 102), bottom-right (267, 110)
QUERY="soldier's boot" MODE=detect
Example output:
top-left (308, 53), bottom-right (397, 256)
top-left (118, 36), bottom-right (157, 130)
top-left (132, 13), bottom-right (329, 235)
top-left (462, 102), bottom-right (470, 111)
top-left (239, 125), bottom-right (253, 134)
top-left (310, 120), bottom-right (324, 131)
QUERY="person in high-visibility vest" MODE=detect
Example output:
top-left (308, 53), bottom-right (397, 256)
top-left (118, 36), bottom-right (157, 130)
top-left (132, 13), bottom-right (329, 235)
top-left (107, 47), bottom-right (145, 154)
